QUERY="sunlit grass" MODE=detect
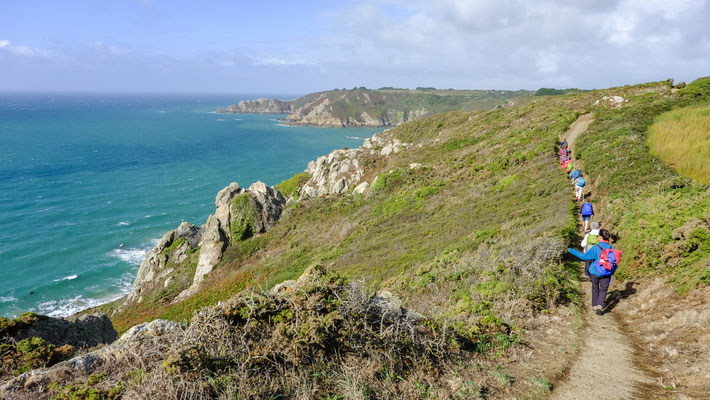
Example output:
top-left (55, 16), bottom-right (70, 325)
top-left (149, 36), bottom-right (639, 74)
top-left (648, 103), bottom-right (710, 185)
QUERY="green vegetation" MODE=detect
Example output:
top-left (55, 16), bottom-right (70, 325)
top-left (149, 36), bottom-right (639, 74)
top-left (275, 172), bottom-right (311, 200)
top-left (647, 102), bottom-right (710, 184)
top-left (535, 88), bottom-right (586, 96)
top-left (576, 77), bottom-right (710, 294)
top-left (230, 193), bottom-right (259, 241)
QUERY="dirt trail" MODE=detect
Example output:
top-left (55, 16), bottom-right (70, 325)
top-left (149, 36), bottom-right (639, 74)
top-left (562, 113), bottom-right (593, 152)
top-left (550, 114), bottom-right (653, 400)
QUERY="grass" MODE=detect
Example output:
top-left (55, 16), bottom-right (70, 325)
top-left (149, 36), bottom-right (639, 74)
top-left (647, 102), bottom-right (710, 184)
top-left (275, 172), bottom-right (311, 200)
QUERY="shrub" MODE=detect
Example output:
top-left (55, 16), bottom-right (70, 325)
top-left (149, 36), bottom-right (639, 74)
top-left (230, 193), bottom-right (259, 241)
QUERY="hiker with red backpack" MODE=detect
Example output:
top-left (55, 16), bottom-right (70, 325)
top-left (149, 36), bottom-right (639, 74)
top-left (569, 229), bottom-right (621, 315)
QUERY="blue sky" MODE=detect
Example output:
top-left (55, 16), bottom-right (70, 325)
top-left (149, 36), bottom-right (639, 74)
top-left (1, 0), bottom-right (709, 95)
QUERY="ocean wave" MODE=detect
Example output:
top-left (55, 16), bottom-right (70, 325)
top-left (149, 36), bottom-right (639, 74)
top-left (234, 118), bottom-right (242, 121)
top-left (206, 111), bottom-right (217, 114)
top-left (216, 118), bottom-right (227, 121)
top-left (109, 239), bottom-right (158, 266)
top-left (53, 274), bottom-right (78, 282)
top-left (35, 295), bottom-right (120, 318)
top-left (117, 221), bottom-right (130, 226)
top-left (347, 136), bottom-right (367, 140)
top-left (0, 296), bottom-right (17, 303)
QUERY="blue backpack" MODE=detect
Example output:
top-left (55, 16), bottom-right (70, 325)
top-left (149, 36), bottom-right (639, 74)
top-left (570, 170), bottom-right (581, 179)
top-left (577, 177), bottom-right (585, 187)
top-left (581, 202), bottom-right (593, 216)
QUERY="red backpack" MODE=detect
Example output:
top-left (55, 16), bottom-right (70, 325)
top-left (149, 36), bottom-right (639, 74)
top-left (599, 247), bottom-right (622, 270)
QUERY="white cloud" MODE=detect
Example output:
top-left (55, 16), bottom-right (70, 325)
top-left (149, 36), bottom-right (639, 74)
top-left (0, 39), bottom-right (54, 57)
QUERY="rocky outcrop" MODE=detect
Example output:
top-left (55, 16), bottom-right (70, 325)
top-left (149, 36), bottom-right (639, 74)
top-left (300, 130), bottom-right (409, 199)
top-left (174, 181), bottom-right (285, 301)
top-left (593, 95), bottom-right (627, 108)
top-left (1, 313), bottom-right (116, 350)
top-left (1, 319), bottom-right (182, 398)
top-left (121, 181), bottom-right (286, 307)
top-left (217, 98), bottom-right (293, 114)
top-left (123, 222), bottom-right (204, 306)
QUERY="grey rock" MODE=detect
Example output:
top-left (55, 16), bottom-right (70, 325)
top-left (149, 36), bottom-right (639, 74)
top-left (353, 181), bottom-right (369, 194)
top-left (11, 313), bottom-right (117, 349)
top-left (370, 291), bottom-right (424, 322)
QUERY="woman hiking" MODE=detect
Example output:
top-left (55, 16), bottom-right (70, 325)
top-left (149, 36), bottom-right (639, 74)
top-left (569, 229), bottom-right (619, 315)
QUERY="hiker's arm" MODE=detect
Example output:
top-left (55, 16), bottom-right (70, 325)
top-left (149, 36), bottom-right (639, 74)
top-left (569, 248), bottom-right (596, 260)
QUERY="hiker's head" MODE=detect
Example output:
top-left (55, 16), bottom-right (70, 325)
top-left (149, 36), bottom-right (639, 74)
top-left (591, 221), bottom-right (601, 230)
top-left (599, 229), bottom-right (611, 241)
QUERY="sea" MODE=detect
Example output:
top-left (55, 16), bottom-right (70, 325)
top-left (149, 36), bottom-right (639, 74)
top-left (0, 93), bottom-right (381, 318)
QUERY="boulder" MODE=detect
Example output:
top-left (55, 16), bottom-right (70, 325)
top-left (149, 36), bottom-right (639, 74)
top-left (353, 181), bottom-right (370, 194)
top-left (370, 291), bottom-right (424, 322)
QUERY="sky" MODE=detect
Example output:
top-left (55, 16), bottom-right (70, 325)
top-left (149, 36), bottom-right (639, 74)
top-left (1, 0), bottom-right (709, 95)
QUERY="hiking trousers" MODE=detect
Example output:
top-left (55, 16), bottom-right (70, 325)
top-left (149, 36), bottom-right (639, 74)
top-left (590, 275), bottom-right (611, 308)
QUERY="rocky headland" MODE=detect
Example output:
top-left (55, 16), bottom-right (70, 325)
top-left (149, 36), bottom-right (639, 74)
top-left (217, 87), bottom-right (529, 127)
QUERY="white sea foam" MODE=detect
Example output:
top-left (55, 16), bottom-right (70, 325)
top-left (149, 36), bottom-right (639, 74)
top-left (35, 295), bottom-right (118, 318)
top-left (234, 118), bottom-right (242, 120)
top-left (110, 239), bottom-right (159, 266)
top-left (206, 111), bottom-right (217, 114)
top-left (53, 274), bottom-right (78, 282)
top-left (216, 118), bottom-right (227, 121)
top-left (117, 221), bottom-right (130, 226)
top-left (0, 296), bottom-right (17, 303)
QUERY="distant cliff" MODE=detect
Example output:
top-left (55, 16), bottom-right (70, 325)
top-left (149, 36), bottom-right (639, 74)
top-left (217, 88), bottom-right (530, 127)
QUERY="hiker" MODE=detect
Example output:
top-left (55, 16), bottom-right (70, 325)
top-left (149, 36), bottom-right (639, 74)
top-left (580, 200), bottom-right (593, 231)
top-left (560, 139), bottom-right (568, 149)
top-left (570, 169), bottom-right (581, 181)
top-left (581, 221), bottom-right (601, 278)
top-left (574, 175), bottom-right (586, 202)
top-left (566, 161), bottom-right (573, 175)
top-left (562, 159), bottom-right (569, 171)
top-left (569, 229), bottom-right (620, 315)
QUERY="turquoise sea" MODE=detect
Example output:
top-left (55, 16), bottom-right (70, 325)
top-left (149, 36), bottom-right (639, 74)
top-left (0, 93), bottom-right (381, 318)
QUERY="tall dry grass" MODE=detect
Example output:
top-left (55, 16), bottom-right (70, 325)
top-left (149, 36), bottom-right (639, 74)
top-left (648, 103), bottom-right (710, 185)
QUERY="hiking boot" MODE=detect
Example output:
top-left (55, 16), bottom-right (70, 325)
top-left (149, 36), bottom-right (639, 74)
top-left (595, 309), bottom-right (604, 316)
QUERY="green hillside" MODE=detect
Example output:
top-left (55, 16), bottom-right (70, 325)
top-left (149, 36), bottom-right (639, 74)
top-left (575, 77), bottom-right (710, 294)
